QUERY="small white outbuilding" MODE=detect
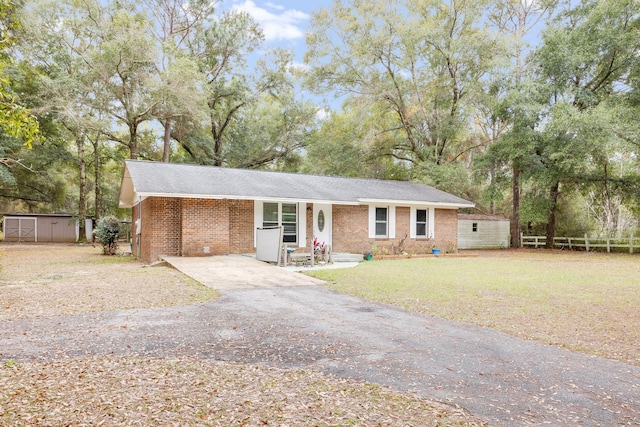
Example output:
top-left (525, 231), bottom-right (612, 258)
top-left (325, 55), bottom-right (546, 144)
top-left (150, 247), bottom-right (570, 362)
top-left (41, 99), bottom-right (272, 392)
top-left (457, 214), bottom-right (510, 249)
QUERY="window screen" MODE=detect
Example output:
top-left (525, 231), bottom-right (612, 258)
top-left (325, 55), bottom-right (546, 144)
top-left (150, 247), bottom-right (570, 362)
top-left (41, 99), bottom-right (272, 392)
top-left (263, 203), bottom-right (279, 228)
top-left (416, 209), bottom-right (427, 237)
top-left (263, 202), bottom-right (297, 243)
top-left (281, 203), bottom-right (297, 243)
top-left (375, 207), bottom-right (388, 237)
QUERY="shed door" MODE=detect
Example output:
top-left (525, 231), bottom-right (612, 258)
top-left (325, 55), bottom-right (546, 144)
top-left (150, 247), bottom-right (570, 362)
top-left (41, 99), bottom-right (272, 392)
top-left (3, 217), bottom-right (36, 242)
top-left (313, 204), bottom-right (332, 247)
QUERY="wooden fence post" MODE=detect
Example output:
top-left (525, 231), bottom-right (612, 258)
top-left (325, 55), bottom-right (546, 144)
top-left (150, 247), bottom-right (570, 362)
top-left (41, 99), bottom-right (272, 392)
top-left (630, 236), bottom-right (634, 254)
top-left (585, 234), bottom-right (590, 252)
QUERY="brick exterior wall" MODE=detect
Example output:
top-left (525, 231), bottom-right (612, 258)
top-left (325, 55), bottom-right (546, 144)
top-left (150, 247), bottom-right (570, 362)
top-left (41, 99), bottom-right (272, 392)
top-left (180, 198), bottom-right (229, 256)
top-left (135, 196), bottom-right (255, 263)
top-left (434, 208), bottom-right (458, 251)
top-left (229, 200), bottom-right (255, 254)
top-left (305, 203), bottom-right (312, 247)
top-left (332, 205), bottom-right (370, 254)
top-left (136, 197), bottom-right (181, 262)
top-left (134, 196), bottom-right (459, 263)
top-left (331, 205), bottom-right (459, 255)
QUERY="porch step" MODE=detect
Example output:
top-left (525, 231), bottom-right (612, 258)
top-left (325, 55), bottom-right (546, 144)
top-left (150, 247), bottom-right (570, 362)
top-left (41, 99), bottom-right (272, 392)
top-left (331, 253), bottom-right (364, 263)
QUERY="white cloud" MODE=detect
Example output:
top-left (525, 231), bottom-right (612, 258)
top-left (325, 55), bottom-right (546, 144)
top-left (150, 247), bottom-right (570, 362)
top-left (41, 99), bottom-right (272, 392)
top-left (265, 2), bottom-right (285, 11)
top-left (232, 1), bottom-right (309, 42)
top-left (316, 108), bottom-right (330, 121)
top-left (290, 61), bottom-right (309, 72)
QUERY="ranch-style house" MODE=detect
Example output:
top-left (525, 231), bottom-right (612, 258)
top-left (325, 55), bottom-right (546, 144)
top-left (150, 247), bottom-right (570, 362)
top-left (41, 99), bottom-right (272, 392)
top-left (118, 160), bottom-right (475, 263)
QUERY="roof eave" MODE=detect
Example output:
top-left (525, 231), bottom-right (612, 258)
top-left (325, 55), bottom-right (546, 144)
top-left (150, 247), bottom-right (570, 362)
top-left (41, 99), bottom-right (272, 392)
top-left (118, 165), bottom-right (136, 208)
top-left (357, 198), bottom-right (475, 209)
top-left (121, 193), bottom-right (475, 210)
top-left (119, 192), bottom-right (361, 207)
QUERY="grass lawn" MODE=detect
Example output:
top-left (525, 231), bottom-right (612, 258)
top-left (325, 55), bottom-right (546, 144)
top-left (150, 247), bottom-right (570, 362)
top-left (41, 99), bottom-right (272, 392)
top-left (309, 250), bottom-right (640, 366)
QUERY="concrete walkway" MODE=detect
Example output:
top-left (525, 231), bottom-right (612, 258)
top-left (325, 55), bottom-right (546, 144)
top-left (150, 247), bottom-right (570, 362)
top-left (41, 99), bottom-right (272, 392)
top-left (162, 255), bottom-right (325, 290)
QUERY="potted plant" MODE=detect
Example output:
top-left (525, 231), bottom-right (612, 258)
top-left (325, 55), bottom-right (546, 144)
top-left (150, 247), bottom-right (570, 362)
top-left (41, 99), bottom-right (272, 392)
top-left (364, 244), bottom-right (377, 261)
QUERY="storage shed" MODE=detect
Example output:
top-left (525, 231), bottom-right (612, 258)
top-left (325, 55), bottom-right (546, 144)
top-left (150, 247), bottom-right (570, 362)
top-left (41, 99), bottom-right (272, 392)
top-left (458, 214), bottom-right (510, 249)
top-left (1, 213), bottom-right (91, 243)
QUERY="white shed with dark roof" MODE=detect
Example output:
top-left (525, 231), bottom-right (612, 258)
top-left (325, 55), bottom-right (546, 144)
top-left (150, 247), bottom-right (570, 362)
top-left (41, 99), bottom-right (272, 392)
top-left (457, 214), bottom-right (510, 249)
top-left (119, 160), bottom-right (475, 263)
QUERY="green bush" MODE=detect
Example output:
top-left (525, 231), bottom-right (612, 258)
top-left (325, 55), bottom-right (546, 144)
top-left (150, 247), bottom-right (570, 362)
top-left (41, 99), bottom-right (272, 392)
top-left (94, 216), bottom-right (120, 255)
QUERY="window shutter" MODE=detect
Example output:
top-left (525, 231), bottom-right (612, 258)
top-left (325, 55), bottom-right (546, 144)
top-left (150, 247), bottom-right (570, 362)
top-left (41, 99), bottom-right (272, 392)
top-left (368, 206), bottom-right (375, 238)
top-left (389, 206), bottom-right (396, 239)
top-left (298, 203), bottom-right (306, 247)
top-left (409, 207), bottom-right (417, 238)
top-left (429, 208), bottom-right (435, 238)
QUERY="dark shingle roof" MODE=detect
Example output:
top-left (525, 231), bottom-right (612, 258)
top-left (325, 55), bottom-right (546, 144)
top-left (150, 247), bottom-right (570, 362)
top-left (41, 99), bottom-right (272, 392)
top-left (119, 160), bottom-right (474, 208)
top-left (458, 213), bottom-right (509, 221)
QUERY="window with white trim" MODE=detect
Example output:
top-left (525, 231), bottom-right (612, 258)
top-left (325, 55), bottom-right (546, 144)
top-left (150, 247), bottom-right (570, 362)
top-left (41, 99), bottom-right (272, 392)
top-left (375, 207), bottom-right (388, 237)
top-left (262, 202), bottom-right (297, 243)
top-left (415, 209), bottom-right (428, 237)
top-left (410, 207), bottom-right (432, 239)
top-left (368, 205), bottom-right (395, 239)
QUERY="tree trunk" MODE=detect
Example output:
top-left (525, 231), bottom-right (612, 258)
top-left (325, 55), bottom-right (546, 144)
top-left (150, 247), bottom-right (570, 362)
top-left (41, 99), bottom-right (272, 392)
top-left (545, 180), bottom-right (560, 249)
top-left (92, 133), bottom-right (102, 223)
top-left (162, 118), bottom-right (171, 162)
top-left (489, 169), bottom-right (496, 215)
top-left (129, 124), bottom-right (138, 160)
top-left (212, 118), bottom-right (223, 167)
top-left (510, 167), bottom-right (521, 248)
top-left (77, 132), bottom-right (87, 243)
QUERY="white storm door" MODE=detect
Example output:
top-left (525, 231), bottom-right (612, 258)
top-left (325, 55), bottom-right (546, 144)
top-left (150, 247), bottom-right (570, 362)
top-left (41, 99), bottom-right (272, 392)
top-left (313, 204), bottom-right (332, 247)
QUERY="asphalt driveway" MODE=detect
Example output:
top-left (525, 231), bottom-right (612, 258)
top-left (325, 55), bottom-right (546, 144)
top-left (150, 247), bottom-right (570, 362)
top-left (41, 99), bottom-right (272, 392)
top-left (1, 256), bottom-right (639, 425)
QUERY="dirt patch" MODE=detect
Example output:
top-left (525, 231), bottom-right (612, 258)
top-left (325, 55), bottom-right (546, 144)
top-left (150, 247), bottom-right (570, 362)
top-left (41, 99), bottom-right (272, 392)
top-left (0, 244), bottom-right (218, 320)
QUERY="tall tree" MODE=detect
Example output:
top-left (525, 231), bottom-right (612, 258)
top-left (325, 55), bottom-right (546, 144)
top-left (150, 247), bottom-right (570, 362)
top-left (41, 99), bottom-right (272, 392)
top-left (0, 0), bottom-right (40, 179)
top-left (305, 0), bottom-right (502, 178)
top-left (22, 0), bottom-right (161, 161)
top-left (138, 0), bottom-right (211, 162)
top-left (188, 9), bottom-right (264, 166)
top-left (85, 5), bottom-right (159, 160)
top-left (533, 0), bottom-right (639, 246)
top-left (485, 0), bottom-right (556, 247)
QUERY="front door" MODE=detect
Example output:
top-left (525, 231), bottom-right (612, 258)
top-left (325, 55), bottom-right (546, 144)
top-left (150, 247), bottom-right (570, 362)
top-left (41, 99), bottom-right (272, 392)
top-left (313, 204), bottom-right (332, 247)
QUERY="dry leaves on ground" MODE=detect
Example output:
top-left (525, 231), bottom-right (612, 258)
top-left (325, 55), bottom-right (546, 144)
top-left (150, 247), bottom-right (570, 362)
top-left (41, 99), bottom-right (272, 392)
top-left (0, 245), bottom-right (486, 426)
top-left (0, 245), bottom-right (218, 321)
top-left (0, 357), bottom-right (483, 426)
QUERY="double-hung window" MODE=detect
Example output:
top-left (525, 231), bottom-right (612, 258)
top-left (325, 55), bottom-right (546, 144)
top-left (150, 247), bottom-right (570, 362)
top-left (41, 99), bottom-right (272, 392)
top-left (410, 207), bottom-right (431, 239)
top-left (281, 203), bottom-right (297, 243)
top-left (263, 203), bottom-right (279, 228)
top-left (375, 207), bottom-right (388, 237)
top-left (415, 209), bottom-right (428, 237)
top-left (262, 202), bottom-right (297, 243)
top-left (368, 206), bottom-right (395, 239)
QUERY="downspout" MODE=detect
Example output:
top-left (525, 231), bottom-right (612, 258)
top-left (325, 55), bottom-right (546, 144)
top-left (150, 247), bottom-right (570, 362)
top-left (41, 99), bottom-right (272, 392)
top-left (136, 195), bottom-right (141, 259)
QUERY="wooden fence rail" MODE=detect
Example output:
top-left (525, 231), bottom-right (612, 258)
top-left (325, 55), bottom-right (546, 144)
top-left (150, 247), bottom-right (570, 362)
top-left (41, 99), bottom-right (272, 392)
top-left (521, 233), bottom-right (639, 253)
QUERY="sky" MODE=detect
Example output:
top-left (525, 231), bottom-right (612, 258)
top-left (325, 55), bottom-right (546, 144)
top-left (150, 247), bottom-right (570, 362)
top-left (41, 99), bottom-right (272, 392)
top-left (228, 0), bottom-right (332, 62)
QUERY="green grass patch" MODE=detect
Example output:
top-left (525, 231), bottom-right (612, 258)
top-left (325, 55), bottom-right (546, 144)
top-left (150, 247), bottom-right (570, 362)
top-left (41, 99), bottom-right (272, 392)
top-left (308, 251), bottom-right (640, 365)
